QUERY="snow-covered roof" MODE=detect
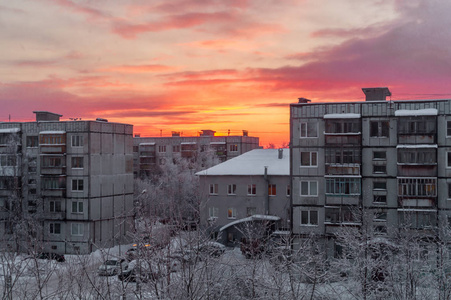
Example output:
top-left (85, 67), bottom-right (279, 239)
top-left (139, 143), bottom-right (155, 146)
top-left (0, 128), bottom-right (20, 133)
top-left (40, 131), bottom-right (66, 134)
top-left (181, 142), bottom-right (197, 145)
top-left (210, 142), bottom-right (226, 145)
top-left (397, 144), bottom-right (437, 148)
top-left (196, 148), bottom-right (289, 176)
top-left (323, 113), bottom-right (361, 119)
top-left (395, 108), bottom-right (438, 116)
top-left (219, 214), bottom-right (281, 231)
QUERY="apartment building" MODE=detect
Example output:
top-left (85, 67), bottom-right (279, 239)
top-left (197, 148), bottom-right (290, 246)
top-left (133, 130), bottom-right (260, 178)
top-left (291, 88), bottom-right (451, 257)
top-left (0, 111), bottom-right (134, 254)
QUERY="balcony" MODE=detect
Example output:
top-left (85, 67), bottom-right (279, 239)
top-left (324, 133), bottom-right (361, 145)
top-left (325, 164), bottom-right (360, 176)
top-left (43, 211), bottom-right (66, 220)
top-left (41, 189), bottom-right (66, 197)
top-left (40, 166), bottom-right (66, 175)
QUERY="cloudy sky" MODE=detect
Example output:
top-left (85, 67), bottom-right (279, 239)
top-left (1, 0), bottom-right (450, 146)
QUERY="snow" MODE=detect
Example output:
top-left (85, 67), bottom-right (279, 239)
top-left (219, 214), bottom-right (281, 231)
top-left (397, 208), bottom-right (437, 212)
top-left (323, 113), bottom-right (361, 119)
top-left (209, 142), bottom-right (226, 145)
top-left (139, 142), bottom-right (155, 146)
top-left (196, 148), bottom-right (289, 176)
top-left (323, 132), bottom-right (361, 135)
top-left (181, 142), bottom-right (196, 145)
top-left (395, 108), bottom-right (438, 116)
top-left (39, 131), bottom-right (66, 134)
top-left (0, 128), bottom-right (20, 133)
top-left (397, 144), bottom-right (437, 148)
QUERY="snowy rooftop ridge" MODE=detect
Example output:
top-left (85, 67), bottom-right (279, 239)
top-left (323, 113), bottom-right (361, 119)
top-left (196, 148), bottom-right (289, 176)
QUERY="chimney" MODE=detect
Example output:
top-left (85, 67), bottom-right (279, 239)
top-left (298, 97), bottom-right (311, 104)
top-left (362, 87), bottom-right (391, 101)
top-left (278, 148), bottom-right (283, 159)
top-left (134, 133), bottom-right (141, 137)
top-left (33, 111), bottom-right (62, 122)
top-left (242, 130), bottom-right (248, 137)
top-left (172, 131), bottom-right (181, 137)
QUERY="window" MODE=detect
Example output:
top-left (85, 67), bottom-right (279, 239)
top-left (286, 185), bottom-right (291, 196)
top-left (72, 201), bottom-right (83, 213)
top-left (247, 207), bottom-right (256, 216)
top-left (398, 177), bottom-right (437, 197)
top-left (40, 134), bottom-right (64, 145)
top-left (230, 144), bottom-right (238, 152)
top-left (209, 183), bottom-right (218, 195)
top-left (42, 177), bottom-right (65, 190)
top-left (325, 119), bottom-right (360, 134)
top-left (300, 121), bottom-right (318, 138)
top-left (448, 183), bottom-right (451, 199)
top-left (300, 152), bottom-right (318, 167)
top-left (268, 184), bottom-right (276, 196)
top-left (71, 157), bottom-right (83, 168)
top-left (227, 208), bottom-right (236, 219)
top-left (71, 223), bottom-right (83, 236)
top-left (0, 155), bottom-right (17, 167)
top-left (400, 211), bottom-right (436, 229)
top-left (26, 136), bottom-right (38, 147)
top-left (209, 207), bottom-right (218, 218)
top-left (173, 145), bottom-right (180, 152)
top-left (133, 146), bottom-right (139, 152)
top-left (398, 149), bottom-right (436, 164)
top-left (448, 121), bottom-right (451, 137)
top-left (374, 195), bottom-right (387, 203)
top-left (448, 152), bottom-right (451, 168)
top-left (42, 156), bottom-right (63, 167)
top-left (71, 135), bottom-right (83, 147)
top-left (72, 179), bottom-right (84, 191)
top-left (49, 223), bottom-right (61, 234)
top-left (325, 148), bottom-right (361, 164)
top-left (247, 184), bottom-right (256, 195)
top-left (370, 121), bottom-right (389, 137)
top-left (50, 201), bottom-right (62, 212)
top-left (300, 181), bottom-right (318, 196)
top-left (158, 145), bottom-right (166, 153)
top-left (398, 117), bottom-right (436, 135)
top-left (373, 181), bottom-right (387, 190)
top-left (227, 184), bottom-right (236, 195)
top-left (326, 178), bottom-right (360, 196)
top-left (373, 165), bottom-right (386, 174)
top-left (301, 210), bottom-right (318, 226)
top-left (373, 151), bottom-right (387, 160)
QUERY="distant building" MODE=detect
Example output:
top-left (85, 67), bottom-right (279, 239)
top-left (197, 148), bottom-right (290, 246)
top-left (133, 130), bottom-right (260, 178)
top-left (0, 111), bottom-right (134, 254)
top-left (290, 87), bottom-right (451, 257)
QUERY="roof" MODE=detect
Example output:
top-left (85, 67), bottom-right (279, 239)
top-left (196, 148), bottom-right (289, 176)
top-left (219, 214), bottom-right (281, 231)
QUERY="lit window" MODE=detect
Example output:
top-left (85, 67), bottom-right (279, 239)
top-left (230, 144), bottom-right (238, 152)
top-left (227, 208), bottom-right (236, 219)
top-left (268, 184), bottom-right (276, 196)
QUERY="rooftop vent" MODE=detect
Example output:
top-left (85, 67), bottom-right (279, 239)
top-left (298, 98), bottom-right (311, 104)
top-left (243, 130), bottom-right (248, 137)
top-left (201, 130), bottom-right (216, 136)
top-left (172, 131), bottom-right (181, 137)
top-left (278, 148), bottom-right (283, 159)
top-left (362, 87), bottom-right (391, 101)
top-left (96, 118), bottom-right (108, 122)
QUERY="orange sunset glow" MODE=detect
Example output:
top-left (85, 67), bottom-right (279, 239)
top-left (2, 0), bottom-right (451, 147)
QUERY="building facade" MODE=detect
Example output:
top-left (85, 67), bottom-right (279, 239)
top-left (133, 130), bottom-right (260, 178)
top-left (197, 148), bottom-right (290, 246)
top-left (0, 112), bottom-right (134, 254)
top-left (291, 88), bottom-right (451, 257)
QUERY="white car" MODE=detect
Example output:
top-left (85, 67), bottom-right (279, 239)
top-left (98, 258), bottom-right (128, 276)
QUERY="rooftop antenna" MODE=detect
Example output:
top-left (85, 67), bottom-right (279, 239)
top-left (160, 129), bottom-right (162, 137)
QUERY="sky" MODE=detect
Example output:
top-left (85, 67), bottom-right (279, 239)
top-left (1, 0), bottom-right (451, 147)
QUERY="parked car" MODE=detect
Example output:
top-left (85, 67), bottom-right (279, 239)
top-left (196, 241), bottom-right (226, 258)
top-left (117, 260), bottom-right (163, 282)
top-left (36, 252), bottom-right (66, 262)
top-left (98, 258), bottom-right (128, 276)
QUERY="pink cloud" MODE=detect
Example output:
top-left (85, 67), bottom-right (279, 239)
top-left (98, 64), bottom-right (178, 74)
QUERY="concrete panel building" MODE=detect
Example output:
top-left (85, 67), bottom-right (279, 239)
top-left (197, 148), bottom-right (290, 246)
top-left (0, 112), bottom-right (134, 254)
top-left (290, 88), bottom-right (451, 257)
top-left (133, 130), bottom-right (260, 178)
